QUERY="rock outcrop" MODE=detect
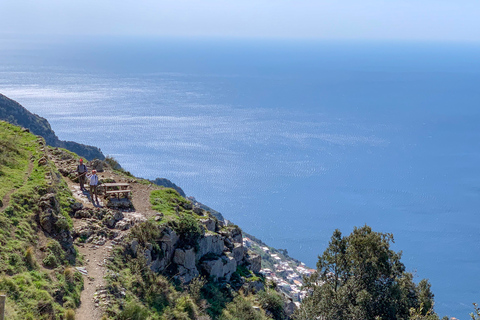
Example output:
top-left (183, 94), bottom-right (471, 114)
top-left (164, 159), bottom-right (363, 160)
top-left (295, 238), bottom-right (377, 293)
top-left (123, 216), bottom-right (261, 284)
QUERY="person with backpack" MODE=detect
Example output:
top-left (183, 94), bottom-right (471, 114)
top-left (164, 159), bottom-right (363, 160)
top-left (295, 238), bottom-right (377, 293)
top-left (89, 169), bottom-right (99, 202)
top-left (76, 159), bottom-right (88, 190)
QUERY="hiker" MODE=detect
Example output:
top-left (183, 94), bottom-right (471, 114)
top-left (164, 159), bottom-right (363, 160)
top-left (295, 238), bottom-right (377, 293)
top-left (89, 169), bottom-right (99, 202)
top-left (76, 159), bottom-right (88, 190)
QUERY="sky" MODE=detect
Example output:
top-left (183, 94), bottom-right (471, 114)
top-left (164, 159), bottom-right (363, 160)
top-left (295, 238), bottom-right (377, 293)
top-left (1, 0), bottom-right (480, 42)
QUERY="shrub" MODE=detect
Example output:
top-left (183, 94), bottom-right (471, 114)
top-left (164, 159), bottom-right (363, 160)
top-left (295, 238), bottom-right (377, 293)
top-left (65, 309), bottom-right (76, 320)
top-left (64, 267), bottom-right (75, 284)
top-left (172, 214), bottom-right (203, 249)
top-left (258, 289), bottom-right (285, 320)
top-left (118, 300), bottom-right (149, 320)
top-left (42, 253), bottom-right (58, 268)
top-left (25, 247), bottom-right (36, 269)
top-left (220, 294), bottom-right (269, 320)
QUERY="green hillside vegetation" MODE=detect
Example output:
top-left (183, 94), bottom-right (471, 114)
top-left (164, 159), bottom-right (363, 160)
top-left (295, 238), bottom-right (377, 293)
top-left (0, 121), bottom-right (83, 319)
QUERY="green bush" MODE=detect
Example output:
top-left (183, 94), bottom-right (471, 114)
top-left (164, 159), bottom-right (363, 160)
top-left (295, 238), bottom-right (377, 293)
top-left (220, 294), bottom-right (270, 320)
top-left (258, 289), bottom-right (285, 320)
top-left (42, 253), bottom-right (58, 268)
top-left (172, 214), bottom-right (203, 249)
top-left (118, 300), bottom-right (150, 320)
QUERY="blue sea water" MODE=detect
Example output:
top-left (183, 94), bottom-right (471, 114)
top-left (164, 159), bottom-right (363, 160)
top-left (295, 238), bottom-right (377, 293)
top-left (1, 36), bottom-right (480, 318)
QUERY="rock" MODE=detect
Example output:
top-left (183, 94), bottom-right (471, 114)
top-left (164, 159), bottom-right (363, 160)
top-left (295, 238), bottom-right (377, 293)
top-left (246, 253), bottom-right (261, 273)
top-left (39, 193), bottom-right (59, 212)
top-left (90, 159), bottom-right (104, 172)
top-left (38, 156), bottom-right (48, 166)
top-left (115, 219), bottom-right (133, 230)
top-left (181, 202), bottom-right (193, 210)
top-left (176, 265), bottom-right (199, 284)
top-left (70, 202), bottom-right (83, 211)
top-left (75, 267), bottom-right (88, 275)
top-left (284, 298), bottom-right (297, 316)
top-left (196, 233), bottom-right (224, 259)
top-left (144, 249), bottom-right (152, 265)
top-left (200, 255), bottom-right (237, 281)
top-left (160, 229), bottom-right (179, 259)
top-left (232, 243), bottom-right (245, 263)
top-left (93, 236), bottom-right (106, 246)
top-left (104, 215), bottom-right (116, 228)
top-left (150, 256), bottom-right (168, 273)
top-left (222, 254), bottom-right (237, 281)
top-left (73, 224), bottom-right (97, 239)
top-left (40, 213), bottom-right (55, 233)
top-left (113, 211), bottom-right (124, 221)
top-left (223, 237), bottom-right (233, 250)
top-left (107, 198), bottom-right (133, 210)
top-left (193, 207), bottom-right (203, 215)
top-left (58, 168), bottom-right (70, 177)
top-left (199, 218), bottom-right (216, 232)
top-left (75, 209), bottom-right (92, 219)
top-left (130, 238), bottom-right (139, 256)
top-left (201, 259), bottom-right (224, 279)
top-left (173, 248), bottom-right (196, 270)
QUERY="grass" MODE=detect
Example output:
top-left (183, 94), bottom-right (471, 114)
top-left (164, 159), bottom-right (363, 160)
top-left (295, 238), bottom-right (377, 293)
top-left (0, 121), bottom-right (83, 319)
top-left (150, 188), bottom-right (192, 218)
top-left (0, 121), bottom-right (37, 201)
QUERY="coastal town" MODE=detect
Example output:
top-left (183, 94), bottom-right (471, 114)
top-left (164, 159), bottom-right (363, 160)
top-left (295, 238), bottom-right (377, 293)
top-left (243, 234), bottom-right (316, 304)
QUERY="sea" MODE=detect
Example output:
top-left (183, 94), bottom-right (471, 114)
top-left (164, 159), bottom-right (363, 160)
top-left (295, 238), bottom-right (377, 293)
top-left (1, 35), bottom-right (479, 318)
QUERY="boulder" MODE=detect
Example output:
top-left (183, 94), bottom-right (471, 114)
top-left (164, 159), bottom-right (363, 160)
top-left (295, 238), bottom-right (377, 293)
top-left (40, 212), bottom-right (55, 234)
top-left (70, 202), bottom-right (83, 211)
top-left (130, 238), bottom-right (139, 256)
top-left (196, 233), bottom-right (224, 259)
top-left (201, 259), bottom-right (224, 279)
top-left (177, 265), bottom-right (199, 284)
top-left (173, 248), bottom-right (196, 270)
top-left (39, 193), bottom-right (59, 212)
top-left (199, 218), bottom-right (216, 232)
top-left (232, 243), bottom-right (245, 263)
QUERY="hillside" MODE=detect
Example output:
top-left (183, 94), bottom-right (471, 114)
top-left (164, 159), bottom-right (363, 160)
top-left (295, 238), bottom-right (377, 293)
top-left (0, 120), bottom-right (295, 320)
top-left (0, 93), bottom-right (105, 161)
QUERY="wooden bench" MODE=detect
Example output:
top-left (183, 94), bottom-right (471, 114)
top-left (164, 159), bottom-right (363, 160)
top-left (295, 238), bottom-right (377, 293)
top-left (102, 182), bottom-right (131, 199)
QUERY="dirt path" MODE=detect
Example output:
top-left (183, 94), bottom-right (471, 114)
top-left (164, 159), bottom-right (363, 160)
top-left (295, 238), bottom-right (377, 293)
top-left (0, 153), bottom-right (34, 211)
top-left (54, 160), bottom-right (157, 320)
top-left (75, 239), bottom-right (113, 320)
top-left (62, 177), bottom-right (107, 320)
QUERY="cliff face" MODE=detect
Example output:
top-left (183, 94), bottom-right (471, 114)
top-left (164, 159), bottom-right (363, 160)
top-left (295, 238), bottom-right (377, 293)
top-left (0, 93), bottom-right (105, 161)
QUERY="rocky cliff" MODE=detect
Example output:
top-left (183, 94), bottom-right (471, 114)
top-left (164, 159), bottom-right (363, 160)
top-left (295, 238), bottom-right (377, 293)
top-left (0, 93), bottom-right (105, 161)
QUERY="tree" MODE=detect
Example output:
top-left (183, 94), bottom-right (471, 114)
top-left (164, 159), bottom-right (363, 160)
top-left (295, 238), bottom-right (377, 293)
top-left (295, 225), bottom-right (437, 320)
